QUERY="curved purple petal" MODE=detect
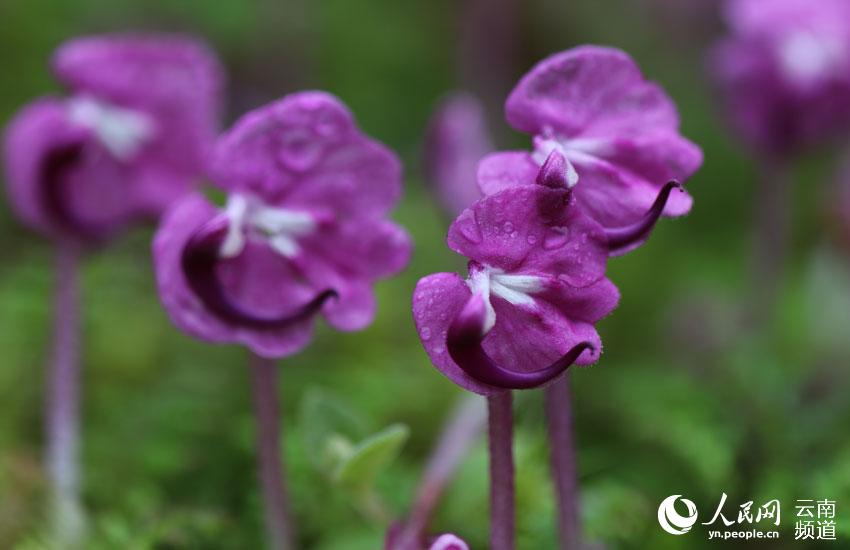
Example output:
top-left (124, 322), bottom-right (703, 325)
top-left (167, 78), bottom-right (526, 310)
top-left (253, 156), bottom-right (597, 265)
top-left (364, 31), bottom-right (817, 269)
top-left (447, 293), bottom-right (593, 390)
top-left (153, 193), bottom-right (323, 358)
top-left (605, 181), bottom-right (685, 256)
top-left (181, 216), bottom-right (337, 328)
top-left (413, 272), bottom-right (616, 395)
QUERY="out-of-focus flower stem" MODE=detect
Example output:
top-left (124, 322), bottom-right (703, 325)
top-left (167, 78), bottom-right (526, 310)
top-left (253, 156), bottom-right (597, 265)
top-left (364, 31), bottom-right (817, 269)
top-left (488, 392), bottom-right (515, 550)
top-left (545, 374), bottom-right (582, 550)
top-left (749, 158), bottom-right (792, 324)
top-left (46, 241), bottom-right (85, 547)
top-left (250, 354), bottom-right (294, 550)
top-left (394, 395), bottom-right (487, 549)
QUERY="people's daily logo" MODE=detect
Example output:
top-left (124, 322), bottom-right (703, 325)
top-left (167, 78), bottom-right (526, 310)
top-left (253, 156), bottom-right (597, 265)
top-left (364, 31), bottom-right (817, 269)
top-left (657, 495), bottom-right (699, 535)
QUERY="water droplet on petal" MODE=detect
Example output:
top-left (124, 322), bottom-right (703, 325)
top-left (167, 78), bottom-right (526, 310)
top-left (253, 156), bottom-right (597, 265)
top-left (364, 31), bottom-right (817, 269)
top-left (503, 221), bottom-right (514, 234)
top-left (421, 327), bottom-right (432, 340)
top-left (543, 226), bottom-right (571, 250)
top-left (278, 129), bottom-right (322, 172)
top-left (527, 234), bottom-right (538, 245)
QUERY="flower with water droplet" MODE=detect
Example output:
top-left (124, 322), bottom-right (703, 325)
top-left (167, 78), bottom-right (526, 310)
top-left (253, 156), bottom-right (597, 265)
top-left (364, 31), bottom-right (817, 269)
top-left (476, 45), bottom-right (702, 234)
top-left (413, 161), bottom-right (619, 395)
top-left (709, 0), bottom-right (850, 156)
top-left (154, 92), bottom-right (412, 358)
top-left (3, 33), bottom-right (223, 243)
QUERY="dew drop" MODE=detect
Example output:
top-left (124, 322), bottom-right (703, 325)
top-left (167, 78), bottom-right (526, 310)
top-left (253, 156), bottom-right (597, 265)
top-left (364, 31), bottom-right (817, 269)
top-left (543, 226), bottom-right (571, 250)
top-left (421, 327), bottom-right (432, 340)
top-left (527, 234), bottom-right (538, 245)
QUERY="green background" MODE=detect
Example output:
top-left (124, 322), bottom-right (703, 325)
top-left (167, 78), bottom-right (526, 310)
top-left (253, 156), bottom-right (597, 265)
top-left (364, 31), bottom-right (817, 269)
top-left (1, 0), bottom-right (849, 547)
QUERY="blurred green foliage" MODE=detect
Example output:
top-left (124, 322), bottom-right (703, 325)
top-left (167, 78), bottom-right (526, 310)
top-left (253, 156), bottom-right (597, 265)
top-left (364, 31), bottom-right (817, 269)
top-left (1, 0), bottom-right (849, 548)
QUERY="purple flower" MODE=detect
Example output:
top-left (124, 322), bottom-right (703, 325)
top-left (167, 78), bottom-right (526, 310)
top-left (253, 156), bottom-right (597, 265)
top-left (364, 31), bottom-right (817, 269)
top-left (477, 46), bottom-right (702, 238)
top-left (154, 92), bottom-right (412, 358)
top-left (427, 534), bottom-right (469, 550)
top-left (385, 525), bottom-right (469, 550)
top-left (3, 34), bottom-right (223, 242)
top-left (413, 158), bottom-right (619, 395)
top-left (424, 93), bottom-right (493, 216)
top-left (710, 0), bottom-right (850, 156)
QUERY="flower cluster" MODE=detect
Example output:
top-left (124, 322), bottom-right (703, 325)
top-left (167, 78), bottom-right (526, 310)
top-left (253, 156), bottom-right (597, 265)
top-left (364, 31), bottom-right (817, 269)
top-left (3, 34), bottom-right (223, 242)
top-left (415, 46), bottom-right (702, 394)
top-left (710, 0), bottom-right (850, 156)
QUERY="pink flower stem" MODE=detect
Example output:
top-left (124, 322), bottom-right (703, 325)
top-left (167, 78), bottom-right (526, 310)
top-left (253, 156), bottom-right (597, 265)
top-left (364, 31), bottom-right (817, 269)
top-left (544, 374), bottom-right (582, 549)
top-left (488, 392), bottom-right (515, 550)
top-left (46, 241), bottom-right (85, 546)
top-left (394, 395), bottom-right (487, 549)
top-left (250, 354), bottom-right (294, 550)
top-left (749, 157), bottom-right (792, 324)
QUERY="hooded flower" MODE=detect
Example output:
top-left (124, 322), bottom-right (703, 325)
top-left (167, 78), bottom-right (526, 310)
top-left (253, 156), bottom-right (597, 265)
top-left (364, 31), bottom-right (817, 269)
top-left (424, 93), bottom-right (492, 216)
top-left (710, 0), bottom-right (850, 156)
top-left (413, 155), bottom-right (619, 395)
top-left (154, 91), bottom-right (411, 358)
top-left (2, 33), bottom-right (223, 242)
top-left (476, 46), bottom-right (702, 239)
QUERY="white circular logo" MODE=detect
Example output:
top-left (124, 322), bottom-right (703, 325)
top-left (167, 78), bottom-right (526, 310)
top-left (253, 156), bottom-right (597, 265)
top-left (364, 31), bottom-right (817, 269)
top-left (658, 495), bottom-right (699, 535)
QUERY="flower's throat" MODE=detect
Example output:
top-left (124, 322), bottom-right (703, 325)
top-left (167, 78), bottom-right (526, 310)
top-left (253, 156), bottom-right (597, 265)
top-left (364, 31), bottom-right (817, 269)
top-left (68, 96), bottom-right (155, 160)
top-left (220, 194), bottom-right (317, 259)
top-left (466, 264), bottom-right (543, 334)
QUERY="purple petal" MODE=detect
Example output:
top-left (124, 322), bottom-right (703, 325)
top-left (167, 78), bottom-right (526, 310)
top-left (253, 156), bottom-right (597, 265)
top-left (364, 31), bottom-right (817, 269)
top-left (181, 215), bottom-right (337, 328)
top-left (424, 93), bottom-right (492, 216)
top-left (447, 186), bottom-right (608, 288)
top-left (604, 181), bottom-right (686, 256)
top-left (210, 91), bottom-right (402, 218)
top-left (153, 194), bottom-right (321, 358)
top-left (571, 158), bottom-right (693, 229)
top-left (476, 151), bottom-right (539, 196)
top-left (505, 46), bottom-right (679, 138)
top-left (447, 293), bottom-right (594, 390)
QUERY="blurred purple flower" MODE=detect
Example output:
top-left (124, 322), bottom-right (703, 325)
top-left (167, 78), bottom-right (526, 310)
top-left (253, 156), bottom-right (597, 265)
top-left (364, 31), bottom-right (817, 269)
top-left (154, 91), bottom-right (411, 358)
top-left (386, 524), bottom-right (469, 550)
top-left (427, 534), bottom-right (469, 550)
top-left (3, 34), bottom-right (223, 242)
top-left (413, 158), bottom-right (619, 395)
top-left (710, 0), bottom-right (850, 156)
top-left (477, 46), bottom-right (702, 233)
top-left (424, 93), bottom-right (492, 216)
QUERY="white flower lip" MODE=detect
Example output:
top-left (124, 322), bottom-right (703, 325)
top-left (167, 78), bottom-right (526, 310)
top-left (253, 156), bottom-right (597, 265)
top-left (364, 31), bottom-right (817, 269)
top-left (466, 265), bottom-right (544, 334)
top-left (68, 95), bottom-right (155, 160)
top-left (219, 193), bottom-right (317, 259)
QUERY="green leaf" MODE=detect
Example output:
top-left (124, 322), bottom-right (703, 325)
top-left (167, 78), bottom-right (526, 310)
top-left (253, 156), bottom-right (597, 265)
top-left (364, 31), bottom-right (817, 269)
top-left (299, 388), bottom-right (370, 472)
top-left (333, 424), bottom-right (410, 492)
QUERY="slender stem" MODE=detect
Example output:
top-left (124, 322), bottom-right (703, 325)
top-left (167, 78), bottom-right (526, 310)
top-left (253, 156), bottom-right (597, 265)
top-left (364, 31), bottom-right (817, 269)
top-left (250, 354), bottom-right (294, 550)
top-left (544, 375), bottom-right (582, 549)
top-left (46, 242), bottom-right (85, 547)
top-left (749, 158), bottom-right (792, 325)
top-left (394, 395), bottom-right (487, 549)
top-left (488, 392), bottom-right (515, 550)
